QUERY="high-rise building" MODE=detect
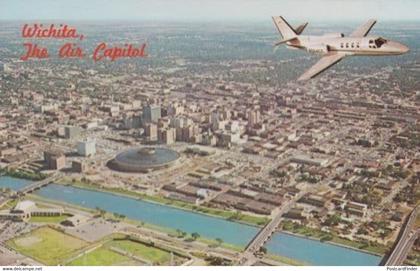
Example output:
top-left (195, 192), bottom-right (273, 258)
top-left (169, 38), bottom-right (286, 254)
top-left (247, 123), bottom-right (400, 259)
top-left (124, 115), bottom-right (141, 129)
top-left (202, 133), bottom-right (217, 146)
top-left (77, 140), bottom-right (96, 157)
top-left (158, 128), bottom-right (176, 145)
top-left (72, 161), bottom-right (86, 173)
top-left (145, 123), bottom-right (158, 141)
top-left (44, 151), bottom-right (66, 170)
top-left (247, 109), bottom-right (261, 127)
top-left (183, 126), bottom-right (193, 142)
top-left (142, 105), bottom-right (161, 123)
top-left (167, 103), bottom-right (184, 116)
top-left (64, 126), bottom-right (81, 139)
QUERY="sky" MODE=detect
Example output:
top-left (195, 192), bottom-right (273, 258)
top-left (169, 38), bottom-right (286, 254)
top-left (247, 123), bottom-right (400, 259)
top-left (1, 0), bottom-right (419, 22)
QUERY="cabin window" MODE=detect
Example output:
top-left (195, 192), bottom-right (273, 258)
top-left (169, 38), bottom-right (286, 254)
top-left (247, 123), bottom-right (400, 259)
top-left (369, 40), bottom-right (374, 44)
top-left (356, 43), bottom-right (360, 48)
top-left (340, 43), bottom-right (344, 48)
top-left (346, 43), bottom-right (349, 48)
top-left (351, 43), bottom-right (354, 48)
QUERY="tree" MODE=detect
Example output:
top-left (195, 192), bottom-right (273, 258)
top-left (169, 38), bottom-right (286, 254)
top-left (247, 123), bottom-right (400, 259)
top-left (205, 256), bottom-right (225, 266)
top-left (95, 207), bottom-right (106, 217)
top-left (191, 232), bottom-right (200, 240)
top-left (215, 238), bottom-right (223, 246)
top-left (324, 214), bottom-right (342, 226)
top-left (320, 234), bottom-right (333, 242)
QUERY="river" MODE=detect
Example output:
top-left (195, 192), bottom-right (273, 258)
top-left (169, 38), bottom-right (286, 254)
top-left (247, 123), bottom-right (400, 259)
top-left (0, 176), bottom-right (381, 265)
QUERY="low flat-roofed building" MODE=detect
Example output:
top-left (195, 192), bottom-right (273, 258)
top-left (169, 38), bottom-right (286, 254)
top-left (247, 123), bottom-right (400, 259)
top-left (1, 200), bottom-right (64, 221)
top-left (0, 147), bottom-right (16, 157)
top-left (345, 201), bottom-right (368, 217)
top-left (291, 154), bottom-right (330, 167)
top-left (30, 208), bottom-right (64, 216)
top-left (12, 200), bottom-right (36, 213)
top-left (283, 207), bottom-right (306, 220)
top-left (299, 193), bottom-right (326, 207)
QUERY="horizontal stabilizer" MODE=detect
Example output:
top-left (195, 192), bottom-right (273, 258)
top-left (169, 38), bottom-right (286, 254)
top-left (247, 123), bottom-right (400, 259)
top-left (274, 37), bottom-right (298, 46)
top-left (295, 22), bottom-right (308, 35)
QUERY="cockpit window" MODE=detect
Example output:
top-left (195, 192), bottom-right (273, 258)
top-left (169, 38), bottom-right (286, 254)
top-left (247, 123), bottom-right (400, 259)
top-left (375, 38), bottom-right (387, 48)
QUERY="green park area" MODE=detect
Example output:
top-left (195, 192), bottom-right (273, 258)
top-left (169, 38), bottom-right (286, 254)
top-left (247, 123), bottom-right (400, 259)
top-left (0, 199), bottom-right (18, 210)
top-left (67, 246), bottom-right (135, 266)
top-left (108, 239), bottom-right (176, 265)
top-left (68, 239), bottom-right (186, 266)
top-left (29, 214), bottom-right (71, 224)
top-left (7, 226), bottom-right (187, 266)
top-left (7, 227), bottom-right (88, 265)
top-left (281, 220), bottom-right (388, 255)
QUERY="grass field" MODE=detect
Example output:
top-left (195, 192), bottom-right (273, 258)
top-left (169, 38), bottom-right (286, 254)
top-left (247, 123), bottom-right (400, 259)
top-left (68, 239), bottom-right (183, 266)
top-left (29, 214), bottom-right (71, 224)
top-left (7, 227), bottom-right (88, 265)
top-left (0, 199), bottom-right (18, 210)
top-left (67, 246), bottom-right (134, 266)
top-left (109, 240), bottom-right (172, 265)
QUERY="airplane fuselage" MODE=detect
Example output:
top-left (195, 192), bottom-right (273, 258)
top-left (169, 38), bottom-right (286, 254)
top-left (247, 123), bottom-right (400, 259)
top-left (287, 35), bottom-right (409, 56)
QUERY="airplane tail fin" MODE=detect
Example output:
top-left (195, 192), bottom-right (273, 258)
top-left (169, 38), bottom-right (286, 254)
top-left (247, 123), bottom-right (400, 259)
top-left (272, 16), bottom-right (298, 40)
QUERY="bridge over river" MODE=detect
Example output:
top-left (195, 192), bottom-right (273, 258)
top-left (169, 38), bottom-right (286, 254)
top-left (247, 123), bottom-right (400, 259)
top-left (382, 205), bottom-right (419, 266)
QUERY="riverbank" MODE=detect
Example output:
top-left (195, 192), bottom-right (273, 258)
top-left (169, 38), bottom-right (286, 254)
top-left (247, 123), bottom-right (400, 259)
top-left (58, 178), bottom-right (269, 227)
top-left (0, 168), bottom-right (47, 181)
top-left (26, 193), bottom-right (245, 253)
top-left (266, 231), bottom-right (381, 266)
top-left (266, 253), bottom-right (307, 266)
top-left (280, 231), bottom-right (383, 257)
top-left (280, 220), bottom-right (387, 256)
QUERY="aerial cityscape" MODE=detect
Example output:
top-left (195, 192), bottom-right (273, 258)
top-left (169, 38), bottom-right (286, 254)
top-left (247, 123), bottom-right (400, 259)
top-left (0, 17), bottom-right (419, 267)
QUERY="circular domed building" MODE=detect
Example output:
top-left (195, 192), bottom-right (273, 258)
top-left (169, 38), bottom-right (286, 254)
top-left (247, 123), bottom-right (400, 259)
top-left (107, 147), bottom-right (180, 173)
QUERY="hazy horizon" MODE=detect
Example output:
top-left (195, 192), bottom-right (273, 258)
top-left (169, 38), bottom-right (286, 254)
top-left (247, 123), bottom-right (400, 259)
top-left (1, 0), bottom-right (420, 22)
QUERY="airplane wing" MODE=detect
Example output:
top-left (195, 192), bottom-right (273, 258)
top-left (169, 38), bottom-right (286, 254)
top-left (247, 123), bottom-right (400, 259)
top-left (349, 19), bottom-right (377, 37)
top-left (298, 52), bottom-right (346, 81)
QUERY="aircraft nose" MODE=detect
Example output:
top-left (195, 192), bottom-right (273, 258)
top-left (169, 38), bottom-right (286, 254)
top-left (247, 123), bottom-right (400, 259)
top-left (401, 44), bottom-right (410, 53)
top-left (394, 42), bottom-right (409, 53)
top-left (388, 41), bottom-right (409, 54)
